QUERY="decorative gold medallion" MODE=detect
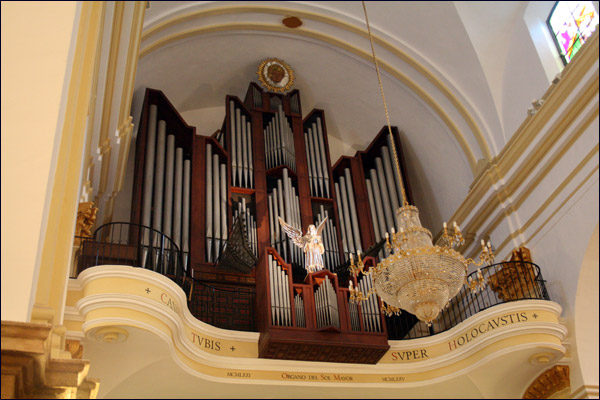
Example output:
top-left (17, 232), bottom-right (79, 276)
top-left (257, 58), bottom-right (295, 93)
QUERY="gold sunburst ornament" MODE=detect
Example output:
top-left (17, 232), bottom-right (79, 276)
top-left (257, 58), bottom-right (295, 93)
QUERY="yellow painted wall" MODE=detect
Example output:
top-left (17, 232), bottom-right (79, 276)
top-left (1, 1), bottom-right (79, 321)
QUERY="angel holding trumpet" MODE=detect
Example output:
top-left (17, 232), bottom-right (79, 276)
top-left (278, 216), bottom-right (328, 274)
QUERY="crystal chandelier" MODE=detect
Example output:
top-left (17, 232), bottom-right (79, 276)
top-left (348, 2), bottom-right (494, 326)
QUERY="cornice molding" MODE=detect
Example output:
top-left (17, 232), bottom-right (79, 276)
top-left (447, 32), bottom-right (599, 259)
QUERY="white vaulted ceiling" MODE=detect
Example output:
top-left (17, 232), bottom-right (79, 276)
top-left (132, 1), bottom-right (557, 231)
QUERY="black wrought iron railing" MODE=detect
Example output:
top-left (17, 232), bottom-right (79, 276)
top-left (75, 222), bottom-right (187, 284)
top-left (73, 222), bottom-right (256, 331)
top-left (385, 261), bottom-right (551, 340)
top-left (74, 227), bottom-right (550, 338)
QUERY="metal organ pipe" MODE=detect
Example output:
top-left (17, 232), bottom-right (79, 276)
top-left (236, 114), bottom-right (243, 187)
top-left (212, 154), bottom-right (221, 261)
top-left (220, 163), bottom-right (227, 246)
top-left (315, 117), bottom-right (330, 198)
top-left (241, 115), bottom-right (248, 187)
top-left (247, 120), bottom-right (253, 188)
top-left (230, 102), bottom-right (236, 186)
top-left (205, 144), bottom-right (213, 262)
top-left (381, 146), bottom-right (400, 216)
top-left (182, 159), bottom-right (190, 268)
top-left (173, 147), bottom-right (183, 249)
top-left (163, 135), bottom-right (175, 240)
top-left (343, 168), bottom-right (362, 253)
top-left (369, 168), bottom-right (387, 241)
top-left (305, 130), bottom-right (317, 196)
top-left (334, 182), bottom-right (350, 259)
top-left (311, 124), bottom-right (324, 197)
top-left (338, 176), bottom-right (356, 255)
top-left (142, 105), bottom-right (157, 236)
top-left (152, 120), bottom-right (166, 234)
top-left (374, 157), bottom-right (395, 234)
top-left (365, 178), bottom-right (383, 259)
top-left (386, 134), bottom-right (404, 206)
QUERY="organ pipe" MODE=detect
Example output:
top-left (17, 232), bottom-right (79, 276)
top-left (381, 146), bottom-right (400, 216)
top-left (334, 182), bottom-right (350, 259)
top-left (343, 168), bottom-right (362, 253)
top-left (212, 154), bottom-right (221, 260)
top-left (163, 135), bottom-right (175, 239)
top-left (152, 121), bottom-right (166, 234)
top-left (315, 117), bottom-right (330, 198)
top-left (338, 176), bottom-right (356, 255)
top-left (205, 144), bottom-right (213, 262)
top-left (141, 105), bottom-right (157, 238)
top-left (247, 120), bottom-right (254, 188)
top-left (182, 159), bottom-right (190, 268)
top-left (374, 157), bottom-right (394, 233)
top-left (220, 163), bottom-right (227, 245)
top-left (173, 147), bottom-right (183, 248)
top-left (386, 134), bottom-right (404, 206)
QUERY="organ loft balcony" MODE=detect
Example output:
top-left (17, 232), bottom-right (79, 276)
top-left (64, 83), bottom-right (567, 397)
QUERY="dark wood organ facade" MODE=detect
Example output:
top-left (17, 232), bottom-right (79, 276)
top-left (131, 83), bottom-right (413, 363)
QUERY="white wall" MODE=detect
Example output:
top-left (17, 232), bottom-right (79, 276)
top-left (1, 1), bottom-right (79, 322)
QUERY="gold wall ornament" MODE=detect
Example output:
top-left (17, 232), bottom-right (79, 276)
top-left (74, 201), bottom-right (98, 246)
top-left (523, 365), bottom-right (570, 399)
top-left (488, 247), bottom-right (537, 301)
top-left (65, 339), bottom-right (84, 359)
top-left (278, 216), bottom-right (327, 273)
top-left (257, 58), bottom-right (295, 93)
top-left (1, 321), bottom-right (99, 399)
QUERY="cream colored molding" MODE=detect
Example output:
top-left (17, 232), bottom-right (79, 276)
top-left (33, 1), bottom-right (104, 328)
top-left (468, 107), bottom-right (599, 259)
top-left (82, 3), bottom-right (107, 204)
top-left (95, 2), bottom-right (125, 203)
top-left (140, 4), bottom-right (492, 163)
top-left (571, 384), bottom-right (600, 399)
top-left (93, 2), bottom-right (145, 225)
top-left (117, 2), bottom-right (145, 127)
top-left (493, 148), bottom-right (599, 256)
top-left (66, 265), bottom-right (567, 386)
top-left (448, 35), bottom-right (599, 258)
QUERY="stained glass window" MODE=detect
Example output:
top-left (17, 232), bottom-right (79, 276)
top-left (548, 1), bottom-right (598, 64)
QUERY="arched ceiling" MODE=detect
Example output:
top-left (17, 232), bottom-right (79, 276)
top-left (133, 1), bottom-right (535, 229)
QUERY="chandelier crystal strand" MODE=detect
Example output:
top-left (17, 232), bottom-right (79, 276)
top-left (348, 1), bottom-right (491, 327)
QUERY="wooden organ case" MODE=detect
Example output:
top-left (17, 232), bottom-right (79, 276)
top-left (132, 82), bottom-right (413, 364)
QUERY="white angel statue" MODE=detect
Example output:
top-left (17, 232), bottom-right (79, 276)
top-left (278, 216), bottom-right (328, 274)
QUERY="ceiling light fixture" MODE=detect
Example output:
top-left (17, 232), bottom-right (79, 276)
top-left (348, 1), bottom-right (494, 326)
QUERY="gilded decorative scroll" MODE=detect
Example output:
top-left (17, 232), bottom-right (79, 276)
top-left (488, 247), bottom-right (537, 301)
top-left (74, 202), bottom-right (98, 246)
top-left (523, 365), bottom-right (570, 399)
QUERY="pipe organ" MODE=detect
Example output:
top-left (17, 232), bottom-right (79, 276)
top-left (132, 82), bottom-right (412, 362)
